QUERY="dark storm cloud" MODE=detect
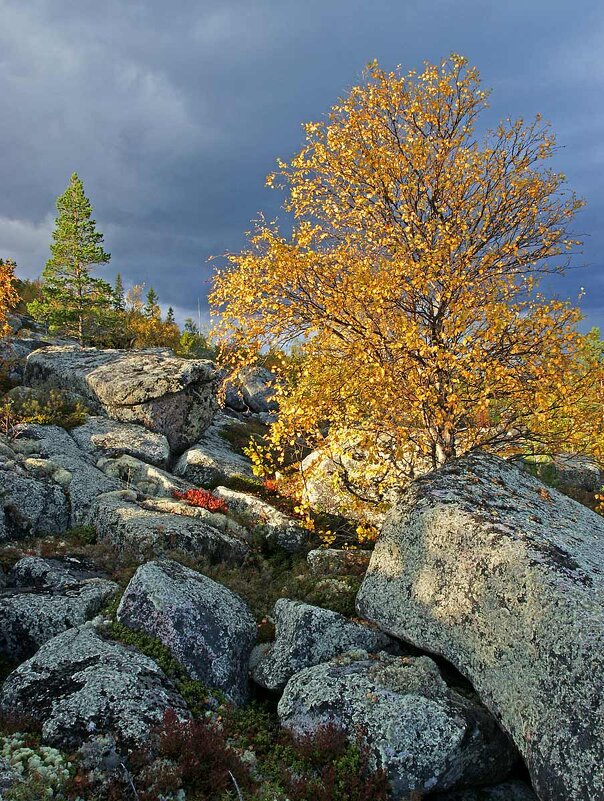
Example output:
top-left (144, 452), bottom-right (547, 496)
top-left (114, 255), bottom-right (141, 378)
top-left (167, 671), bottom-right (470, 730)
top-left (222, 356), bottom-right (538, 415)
top-left (1, 0), bottom-right (603, 328)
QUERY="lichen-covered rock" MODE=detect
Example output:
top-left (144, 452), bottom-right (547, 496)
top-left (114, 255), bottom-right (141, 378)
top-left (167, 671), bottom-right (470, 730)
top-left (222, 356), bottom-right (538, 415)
top-left (96, 454), bottom-right (190, 498)
top-left (88, 490), bottom-right (249, 564)
top-left (253, 599), bottom-right (398, 691)
top-left (357, 452), bottom-right (604, 801)
top-left (24, 346), bottom-right (218, 453)
top-left (173, 413), bottom-right (255, 487)
top-left (0, 469), bottom-right (69, 541)
top-left (432, 782), bottom-right (538, 801)
top-left (0, 577), bottom-right (118, 661)
top-left (0, 626), bottom-right (189, 749)
top-left (117, 559), bottom-right (256, 703)
top-left (139, 496), bottom-right (248, 539)
top-left (8, 424), bottom-right (120, 525)
top-left (516, 453), bottom-right (604, 493)
top-left (7, 556), bottom-right (108, 590)
top-left (213, 486), bottom-right (308, 553)
top-left (306, 548), bottom-right (372, 576)
top-left (278, 652), bottom-right (516, 796)
top-left (71, 417), bottom-right (170, 467)
top-left (0, 557), bottom-right (118, 660)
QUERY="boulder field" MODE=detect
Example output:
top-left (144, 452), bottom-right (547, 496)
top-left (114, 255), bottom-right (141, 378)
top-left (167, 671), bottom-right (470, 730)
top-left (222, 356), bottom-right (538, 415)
top-left (0, 340), bottom-right (600, 800)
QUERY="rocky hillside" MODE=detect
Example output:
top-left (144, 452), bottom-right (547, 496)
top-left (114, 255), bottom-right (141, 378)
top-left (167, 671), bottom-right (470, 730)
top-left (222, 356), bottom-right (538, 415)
top-left (0, 326), bottom-right (601, 800)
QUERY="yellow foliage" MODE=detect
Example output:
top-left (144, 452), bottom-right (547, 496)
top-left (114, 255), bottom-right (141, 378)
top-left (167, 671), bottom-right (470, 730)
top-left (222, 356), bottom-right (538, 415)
top-left (211, 55), bottom-right (604, 492)
top-left (0, 258), bottom-right (19, 338)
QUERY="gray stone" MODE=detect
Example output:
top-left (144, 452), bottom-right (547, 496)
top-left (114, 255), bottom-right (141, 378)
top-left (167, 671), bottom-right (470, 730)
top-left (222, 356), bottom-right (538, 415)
top-left (306, 548), bottom-right (372, 576)
top-left (0, 626), bottom-right (189, 749)
top-left (24, 346), bottom-right (218, 453)
top-left (173, 413), bottom-right (255, 487)
top-left (252, 598), bottom-right (399, 690)
top-left (71, 417), bottom-right (170, 468)
top-left (96, 454), bottom-right (190, 498)
top-left (516, 453), bottom-right (604, 493)
top-left (432, 782), bottom-right (538, 801)
top-left (214, 486), bottom-right (308, 553)
top-left (0, 468), bottom-right (69, 540)
top-left (0, 578), bottom-right (117, 661)
top-left (88, 490), bottom-right (249, 564)
top-left (7, 556), bottom-right (108, 590)
top-left (357, 452), bottom-right (604, 801)
top-left (278, 651), bottom-right (516, 796)
top-left (236, 366), bottom-right (278, 414)
top-left (117, 559), bottom-right (256, 704)
top-left (8, 424), bottom-right (122, 524)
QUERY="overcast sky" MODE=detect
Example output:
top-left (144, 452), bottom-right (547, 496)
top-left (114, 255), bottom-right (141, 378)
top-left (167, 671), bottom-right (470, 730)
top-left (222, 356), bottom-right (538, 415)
top-left (1, 0), bottom-right (603, 330)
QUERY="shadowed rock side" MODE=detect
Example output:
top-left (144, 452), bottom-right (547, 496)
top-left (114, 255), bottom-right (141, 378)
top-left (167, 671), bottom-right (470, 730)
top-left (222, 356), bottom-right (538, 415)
top-left (357, 452), bottom-right (604, 801)
top-left (0, 626), bottom-right (189, 750)
top-left (24, 346), bottom-right (218, 453)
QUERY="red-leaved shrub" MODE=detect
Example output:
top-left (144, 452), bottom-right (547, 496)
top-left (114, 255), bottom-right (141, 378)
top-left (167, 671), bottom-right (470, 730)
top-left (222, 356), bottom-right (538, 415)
top-left (172, 488), bottom-right (228, 514)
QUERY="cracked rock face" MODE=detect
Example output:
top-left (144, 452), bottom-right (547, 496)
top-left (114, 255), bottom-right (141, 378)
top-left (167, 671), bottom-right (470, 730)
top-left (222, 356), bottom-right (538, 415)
top-left (357, 452), bottom-right (604, 801)
top-left (24, 346), bottom-right (218, 453)
top-left (88, 490), bottom-right (249, 564)
top-left (117, 559), bottom-right (256, 704)
top-left (0, 557), bottom-right (118, 661)
top-left (70, 417), bottom-right (170, 468)
top-left (278, 651), bottom-right (517, 796)
top-left (0, 626), bottom-right (189, 750)
top-left (253, 598), bottom-right (399, 691)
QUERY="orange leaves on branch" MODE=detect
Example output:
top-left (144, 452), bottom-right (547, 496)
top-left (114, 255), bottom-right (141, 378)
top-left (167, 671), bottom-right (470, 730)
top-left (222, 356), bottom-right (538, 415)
top-left (210, 54), bottom-right (602, 490)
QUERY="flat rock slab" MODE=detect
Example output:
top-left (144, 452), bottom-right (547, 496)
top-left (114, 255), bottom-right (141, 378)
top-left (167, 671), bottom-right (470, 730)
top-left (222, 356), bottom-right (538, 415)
top-left (71, 417), bottom-right (170, 468)
top-left (24, 346), bottom-right (218, 453)
top-left (0, 626), bottom-right (189, 749)
top-left (278, 651), bottom-right (516, 796)
top-left (214, 486), bottom-right (308, 553)
top-left (357, 453), bottom-right (604, 801)
top-left (174, 413), bottom-right (255, 488)
top-left (88, 490), bottom-right (249, 564)
top-left (253, 598), bottom-right (399, 690)
top-left (117, 559), bottom-right (256, 704)
top-left (306, 548), bottom-right (372, 576)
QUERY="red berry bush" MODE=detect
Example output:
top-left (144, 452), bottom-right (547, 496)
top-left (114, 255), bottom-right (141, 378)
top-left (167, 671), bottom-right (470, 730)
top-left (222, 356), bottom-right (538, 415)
top-left (172, 488), bottom-right (228, 514)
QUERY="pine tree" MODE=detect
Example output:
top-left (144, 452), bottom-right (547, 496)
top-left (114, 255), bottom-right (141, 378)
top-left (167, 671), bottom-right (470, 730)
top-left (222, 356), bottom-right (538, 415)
top-left (166, 306), bottom-right (176, 325)
top-left (144, 287), bottom-right (161, 319)
top-left (113, 273), bottom-right (125, 311)
top-left (29, 173), bottom-right (112, 344)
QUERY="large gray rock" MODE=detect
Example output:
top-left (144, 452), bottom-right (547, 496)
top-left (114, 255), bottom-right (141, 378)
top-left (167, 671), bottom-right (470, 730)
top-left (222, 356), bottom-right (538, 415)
top-left (213, 486), bottom-right (308, 553)
top-left (516, 453), bottom-right (604, 493)
top-left (0, 626), bottom-right (189, 749)
top-left (88, 490), bottom-right (249, 564)
top-left (278, 652), bottom-right (516, 796)
top-left (24, 346), bottom-right (218, 453)
top-left (0, 557), bottom-right (118, 660)
top-left (8, 424), bottom-right (120, 524)
top-left (173, 413), bottom-right (255, 487)
top-left (96, 454), bottom-right (191, 498)
top-left (70, 417), bottom-right (170, 468)
top-left (357, 453), bottom-right (604, 801)
top-left (240, 366), bottom-right (277, 413)
top-left (117, 559), bottom-right (256, 704)
top-left (0, 468), bottom-right (69, 540)
top-left (253, 598), bottom-right (398, 691)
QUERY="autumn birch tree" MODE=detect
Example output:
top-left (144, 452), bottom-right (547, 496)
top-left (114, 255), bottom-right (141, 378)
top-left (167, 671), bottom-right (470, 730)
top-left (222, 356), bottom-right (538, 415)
top-left (0, 258), bottom-right (19, 337)
top-left (211, 56), bottom-right (603, 484)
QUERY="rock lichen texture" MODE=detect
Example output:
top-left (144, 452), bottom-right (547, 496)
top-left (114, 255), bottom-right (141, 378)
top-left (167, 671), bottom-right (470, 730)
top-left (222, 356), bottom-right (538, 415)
top-left (117, 559), bottom-right (256, 704)
top-left (278, 651), bottom-right (516, 796)
top-left (24, 346), bottom-right (218, 453)
top-left (357, 452), bottom-right (604, 801)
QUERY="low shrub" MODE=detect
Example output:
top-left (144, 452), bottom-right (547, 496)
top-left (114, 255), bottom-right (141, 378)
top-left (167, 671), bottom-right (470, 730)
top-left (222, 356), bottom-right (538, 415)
top-left (172, 488), bottom-right (228, 515)
top-left (0, 389), bottom-right (88, 434)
